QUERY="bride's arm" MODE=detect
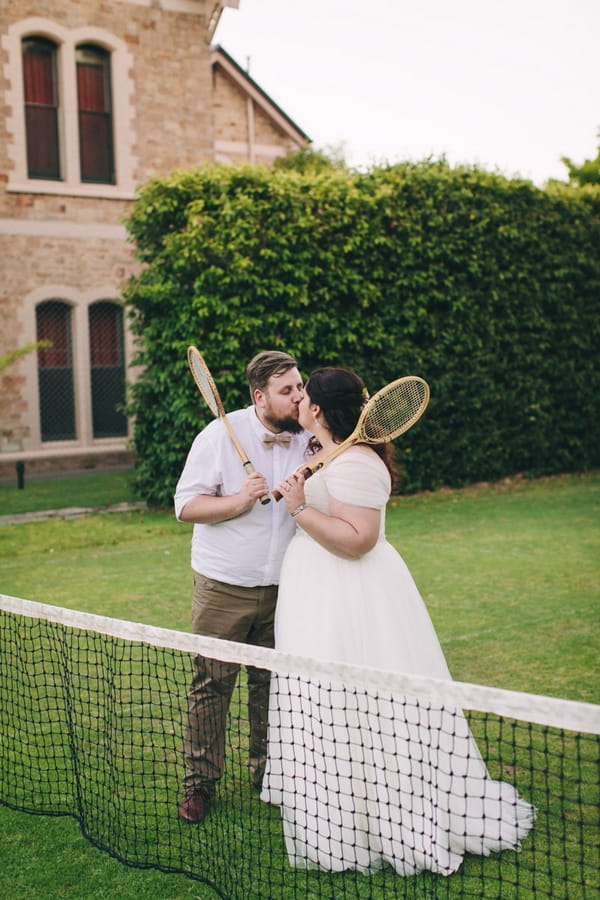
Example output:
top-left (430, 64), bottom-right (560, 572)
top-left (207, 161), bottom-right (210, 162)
top-left (277, 471), bottom-right (380, 560)
top-left (297, 498), bottom-right (380, 560)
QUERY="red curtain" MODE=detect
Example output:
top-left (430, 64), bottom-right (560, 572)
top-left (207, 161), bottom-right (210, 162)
top-left (23, 39), bottom-right (59, 177)
top-left (23, 43), bottom-right (55, 105)
top-left (89, 304), bottom-right (120, 366)
top-left (37, 304), bottom-right (71, 368)
top-left (77, 62), bottom-right (106, 112)
top-left (77, 49), bottom-right (114, 182)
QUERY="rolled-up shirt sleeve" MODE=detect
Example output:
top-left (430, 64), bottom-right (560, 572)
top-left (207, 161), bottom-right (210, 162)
top-left (173, 406), bottom-right (309, 585)
top-left (174, 423), bottom-right (222, 520)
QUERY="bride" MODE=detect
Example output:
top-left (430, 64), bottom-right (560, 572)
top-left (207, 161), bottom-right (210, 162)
top-left (260, 366), bottom-right (535, 875)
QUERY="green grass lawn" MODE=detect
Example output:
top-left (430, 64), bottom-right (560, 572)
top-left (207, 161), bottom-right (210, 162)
top-left (0, 470), bottom-right (598, 899)
top-left (0, 469), bottom-right (138, 516)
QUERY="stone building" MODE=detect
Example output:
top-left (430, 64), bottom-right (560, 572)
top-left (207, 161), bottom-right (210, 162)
top-left (0, 0), bottom-right (308, 480)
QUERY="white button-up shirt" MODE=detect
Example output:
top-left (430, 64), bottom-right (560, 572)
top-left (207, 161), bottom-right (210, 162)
top-left (174, 406), bottom-right (310, 586)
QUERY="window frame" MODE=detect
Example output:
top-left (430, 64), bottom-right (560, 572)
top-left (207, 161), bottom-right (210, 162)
top-left (22, 36), bottom-right (61, 180)
top-left (18, 287), bottom-right (133, 453)
top-left (6, 18), bottom-right (135, 199)
top-left (88, 301), bottom-right (128, 439)
top-left (36, 299), bottom-right (77, 442)
top-left (76, 43), bottom-right (116, 185)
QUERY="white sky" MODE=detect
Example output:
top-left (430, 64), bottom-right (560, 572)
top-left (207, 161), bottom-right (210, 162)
top-left (216, 0), bottom-right (599, 186)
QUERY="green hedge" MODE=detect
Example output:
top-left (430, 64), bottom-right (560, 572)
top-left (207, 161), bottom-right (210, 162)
top-left (123, 161), bottom-right (600, 508)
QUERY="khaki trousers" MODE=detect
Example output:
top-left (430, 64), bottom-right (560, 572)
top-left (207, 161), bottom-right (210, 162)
top-left (183, 573), bottom-right (277, 796)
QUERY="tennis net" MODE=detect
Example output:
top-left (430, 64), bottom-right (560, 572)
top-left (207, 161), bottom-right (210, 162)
top-left (1, 593), bottom-right (598, 899)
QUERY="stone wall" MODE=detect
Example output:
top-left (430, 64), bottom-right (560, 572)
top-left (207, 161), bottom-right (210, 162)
top-left (0, 0), bottom-right (308, 475)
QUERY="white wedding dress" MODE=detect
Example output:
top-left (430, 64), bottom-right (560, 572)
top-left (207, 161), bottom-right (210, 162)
top-left (261, 448), bottom-right (535, 875)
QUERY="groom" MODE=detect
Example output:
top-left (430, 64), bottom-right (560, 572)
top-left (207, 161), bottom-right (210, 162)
top-left (174, 350), bottom-right (309, 824)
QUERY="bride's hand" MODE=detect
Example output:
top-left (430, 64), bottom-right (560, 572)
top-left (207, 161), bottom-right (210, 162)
top-left (276, 471), bottom-right (306, 514)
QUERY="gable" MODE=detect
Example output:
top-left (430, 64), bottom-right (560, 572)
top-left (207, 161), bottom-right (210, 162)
top-left (212, 44), bottom-right (310, 165)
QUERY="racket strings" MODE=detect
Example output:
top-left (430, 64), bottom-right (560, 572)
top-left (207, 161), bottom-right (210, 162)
top-left (189, 357), bottom-right (220, 418)
top-left (362, 380), bottom-right (429, 442)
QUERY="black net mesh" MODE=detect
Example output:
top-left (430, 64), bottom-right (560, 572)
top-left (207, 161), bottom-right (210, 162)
top-left (1, 595), bottom-right (598, 900)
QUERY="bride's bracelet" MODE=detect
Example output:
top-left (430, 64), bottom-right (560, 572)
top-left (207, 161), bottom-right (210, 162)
top-left (290, 504), bottom-right (307, 518)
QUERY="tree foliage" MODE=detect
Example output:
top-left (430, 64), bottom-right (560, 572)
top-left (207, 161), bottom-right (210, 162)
top-left (123, 161), bottom-right (600, 507)
top-left (272, 145), bottom-right (348, 174)
top-left (561, 132), bottom-right (600, 186)
top-left (0, 341), bottom-right (51, 375)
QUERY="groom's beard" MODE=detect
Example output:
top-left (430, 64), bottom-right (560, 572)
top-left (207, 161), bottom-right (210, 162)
top-left (262, 411), bottom-right (304, 434)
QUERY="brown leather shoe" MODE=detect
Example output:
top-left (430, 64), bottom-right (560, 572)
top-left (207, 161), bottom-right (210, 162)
top-left (178, 789), bottom-right (210, 824)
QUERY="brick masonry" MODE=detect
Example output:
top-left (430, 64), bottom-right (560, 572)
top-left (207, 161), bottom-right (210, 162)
top-left (0, 0), bottom-right (308, 476)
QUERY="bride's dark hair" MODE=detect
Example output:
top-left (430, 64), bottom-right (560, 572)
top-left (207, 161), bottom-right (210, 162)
top-left (305, 367), bottom-right (397, 483)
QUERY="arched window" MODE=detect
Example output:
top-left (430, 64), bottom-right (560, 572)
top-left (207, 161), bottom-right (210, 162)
top-left (88, 302), bottom-right (127, 438)
top-left (36, 301), bottom-right (76, 441)
top-left (9, 20), bottom-right (134, 196)
top-left (22, 37), bottom-right (60, 179)
top-left (76, 44), bottom-right (115, 184)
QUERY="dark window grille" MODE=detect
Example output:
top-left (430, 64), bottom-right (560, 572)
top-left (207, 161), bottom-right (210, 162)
top-left (22, 37), bottom-right (60, 179)
top-left (89, 302), bottom-right (127, 438)
top-left (76, 44), bottom-right (115, 184)
top-left (36, 301), bottom-right (76, 441)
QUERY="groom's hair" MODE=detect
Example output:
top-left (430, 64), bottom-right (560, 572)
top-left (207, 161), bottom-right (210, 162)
top-left (246, 350), bottom-right (299, 400)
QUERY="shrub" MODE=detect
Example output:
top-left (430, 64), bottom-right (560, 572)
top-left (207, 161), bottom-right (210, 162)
top-left (124, 162), bottom-right (600, 507)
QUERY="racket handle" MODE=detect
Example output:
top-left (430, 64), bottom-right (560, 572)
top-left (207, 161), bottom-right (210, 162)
top-left (272, 466), bottom-right (318, 502)
top-left (241, 459), bottom-right (271, 505)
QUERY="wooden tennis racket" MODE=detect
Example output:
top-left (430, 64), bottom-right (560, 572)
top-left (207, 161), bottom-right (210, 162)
top-left (273, 375), bottom-right (430, 501)
top-left (187, 346), bottom-right (271, 505)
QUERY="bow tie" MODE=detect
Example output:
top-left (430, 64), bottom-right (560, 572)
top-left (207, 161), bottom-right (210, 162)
top-left (262, 433), bottom-right (292, 448)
